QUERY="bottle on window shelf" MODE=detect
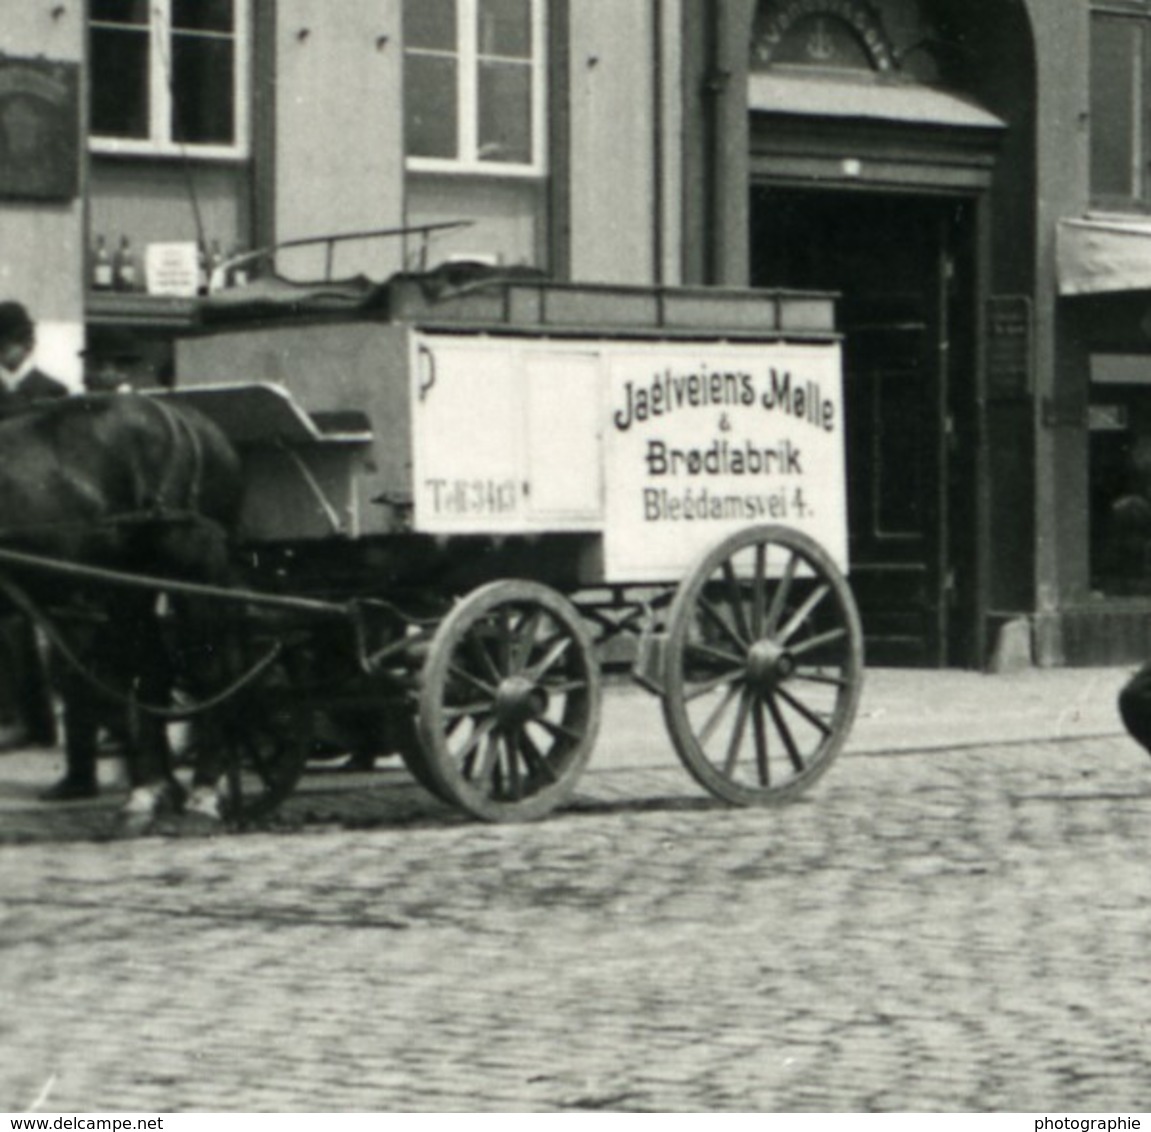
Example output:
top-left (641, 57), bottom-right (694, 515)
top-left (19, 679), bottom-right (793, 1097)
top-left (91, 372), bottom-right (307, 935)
top-left (91, 235), bottom-right (114, 291)
top-left (113, 236), bottom-right (137, 292)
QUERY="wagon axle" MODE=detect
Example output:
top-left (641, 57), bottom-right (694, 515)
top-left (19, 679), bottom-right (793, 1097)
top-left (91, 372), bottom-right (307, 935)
top-left (493, 675), bottom-right (549, 729)
top-left (745, 638), bottom-right (796, 692)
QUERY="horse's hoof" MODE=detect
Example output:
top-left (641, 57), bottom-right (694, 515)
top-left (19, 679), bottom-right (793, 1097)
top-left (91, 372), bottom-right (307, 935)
top-left (119, 782), bottom-right (186, 835)
top-left (185, 785), bottom-right (224, 823)
top-left (122, 784), bottom-right (166, 816)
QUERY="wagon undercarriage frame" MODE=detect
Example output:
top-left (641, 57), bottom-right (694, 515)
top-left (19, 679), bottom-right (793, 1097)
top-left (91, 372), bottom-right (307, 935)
top-left (0, 519), bottom-right (864, 825)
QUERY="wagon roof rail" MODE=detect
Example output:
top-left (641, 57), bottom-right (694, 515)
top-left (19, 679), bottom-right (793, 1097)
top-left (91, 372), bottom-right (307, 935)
top-left (216, 219), bottom-right (475, 290)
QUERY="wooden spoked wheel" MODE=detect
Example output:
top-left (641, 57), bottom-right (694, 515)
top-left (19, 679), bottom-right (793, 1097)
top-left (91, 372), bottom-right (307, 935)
top-left (662, 524), bottom-right (863, 806)
top-left (220, 678), bottom-right (310, 823)
top-left (417, 580), bottom-right (602, 822)
top-left (395, 711), bottom-right (453, 803)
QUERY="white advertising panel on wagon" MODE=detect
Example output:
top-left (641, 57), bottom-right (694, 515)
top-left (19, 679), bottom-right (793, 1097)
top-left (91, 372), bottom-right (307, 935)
top-left (602, 342), bottom-right (846, 580)
top-left (411, 332), bottom-right (846, 581)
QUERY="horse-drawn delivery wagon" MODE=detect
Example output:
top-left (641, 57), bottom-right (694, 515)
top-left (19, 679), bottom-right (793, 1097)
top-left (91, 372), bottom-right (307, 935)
top-left (3, 267), bottom-right (864, 826)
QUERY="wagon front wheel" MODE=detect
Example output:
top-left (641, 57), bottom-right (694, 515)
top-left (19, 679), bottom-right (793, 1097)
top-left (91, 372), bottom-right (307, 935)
top-left (418, 580), bottom-right (602, 821)
top-left (662, 524), bottom-right (863, 806)
top-left (219, 683), bottom-right (309, 823)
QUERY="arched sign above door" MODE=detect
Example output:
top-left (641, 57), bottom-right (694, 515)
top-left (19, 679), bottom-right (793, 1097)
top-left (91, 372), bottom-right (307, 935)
top-left (751, 0), bottom-right (897, 73)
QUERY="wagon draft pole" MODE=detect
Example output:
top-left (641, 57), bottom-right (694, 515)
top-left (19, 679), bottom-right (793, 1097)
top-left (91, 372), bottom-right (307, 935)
top-left (147, 268), bottom-right (867, 825)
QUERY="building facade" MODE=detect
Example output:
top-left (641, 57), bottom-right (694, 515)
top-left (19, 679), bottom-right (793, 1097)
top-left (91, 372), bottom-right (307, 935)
top-left (0, 0), bottom-right (1144, 667)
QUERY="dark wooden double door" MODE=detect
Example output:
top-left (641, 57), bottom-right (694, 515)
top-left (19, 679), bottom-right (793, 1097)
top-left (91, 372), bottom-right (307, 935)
top-left (750, 188), bottom-right (978, 666)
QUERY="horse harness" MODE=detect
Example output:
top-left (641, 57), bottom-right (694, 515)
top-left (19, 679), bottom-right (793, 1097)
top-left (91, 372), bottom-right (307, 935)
top-left (141, 394), bottom-right (206, 522)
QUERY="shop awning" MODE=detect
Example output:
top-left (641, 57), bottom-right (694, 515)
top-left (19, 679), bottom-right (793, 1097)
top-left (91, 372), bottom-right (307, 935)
top-left (1057, 217), bottom-right (1151, 296)
top-left (747, 72), bottom-right (1005, 131)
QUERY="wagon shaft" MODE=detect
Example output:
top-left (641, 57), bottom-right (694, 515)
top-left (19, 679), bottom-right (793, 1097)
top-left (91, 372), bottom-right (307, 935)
top-left (0, 544), bottom-right (348, 619)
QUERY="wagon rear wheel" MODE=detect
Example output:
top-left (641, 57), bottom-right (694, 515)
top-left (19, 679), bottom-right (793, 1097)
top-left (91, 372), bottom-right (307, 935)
top-left (662, 524), bottom-right (863, 806)
top-left (418, 580), bottom-right (601, 822)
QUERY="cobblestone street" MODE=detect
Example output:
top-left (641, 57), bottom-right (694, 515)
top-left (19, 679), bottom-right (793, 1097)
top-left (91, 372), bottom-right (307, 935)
top-left (2, 673), bottom-right (1150, 1112)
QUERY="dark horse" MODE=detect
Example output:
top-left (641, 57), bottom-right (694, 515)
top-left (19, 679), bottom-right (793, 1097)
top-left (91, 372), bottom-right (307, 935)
top-left (0, 393), bottom-right (242, 824)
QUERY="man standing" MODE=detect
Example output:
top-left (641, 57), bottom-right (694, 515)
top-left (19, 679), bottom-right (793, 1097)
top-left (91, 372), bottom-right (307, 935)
top-left (81, 325), bottom-right (153, 394)
top-left (0, 301), bottom-right (70, 411)
top-left (0, 301), bottom-right (69, 780)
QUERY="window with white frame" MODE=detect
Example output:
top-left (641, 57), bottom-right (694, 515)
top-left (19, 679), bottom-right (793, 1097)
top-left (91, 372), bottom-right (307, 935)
top-left (89, 0), bottom-right (249, 158)
top-left (403, 0), bottom-right (546, 175)
top-left (1090, 2), bottom-right (1151, 207)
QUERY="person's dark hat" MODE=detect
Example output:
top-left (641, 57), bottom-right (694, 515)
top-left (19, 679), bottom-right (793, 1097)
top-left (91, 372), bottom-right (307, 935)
top-left (0, 301), bottom-right (34, 346)
top-left (82, 325), bottom-right (144, 362)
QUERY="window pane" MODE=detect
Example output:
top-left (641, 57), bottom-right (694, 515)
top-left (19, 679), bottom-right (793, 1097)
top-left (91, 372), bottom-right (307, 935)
top-left (1090, 388), bottom-right (1151, 596)
top-left (405, 0), bottom-right (457, 51)
top-left (89, 25), bottom-right (149, 138)
top-left (405, 54), bottom-right (458, 158)
top-left (1091, 16), bottom-right (1137, 199)
top-left (478, 59), bottom-right (531, 163)
top-left (90, 0), bottom-right (149, 25)
top-left (478, 0), bottom-right (531, 58)
top-left (171, 35), bottom-right (235, 144)
top-left (172, 0), bottom-right (234, 33)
